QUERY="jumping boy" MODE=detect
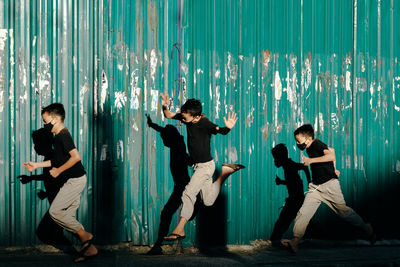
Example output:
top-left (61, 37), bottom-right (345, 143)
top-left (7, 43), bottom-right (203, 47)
top-left (160, 93), bottom-right (244, 241)
top-left (23, 103), bottom-right (97, 262)
top-left (283, 124), bottom-right (375, 252)
top-left (270, 143), bottom-right (310, 246)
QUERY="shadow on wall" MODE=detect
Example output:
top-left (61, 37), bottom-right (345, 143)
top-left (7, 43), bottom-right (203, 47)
top-left (95, 151), bottom-right (125, 244)
top-left (302, 172), bottom-right (400, 241)
top-left (196, 169), bottom-right (227, 250)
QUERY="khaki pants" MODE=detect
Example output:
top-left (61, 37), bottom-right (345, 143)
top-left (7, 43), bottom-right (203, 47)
top-left (180, 160), bottom-right (220, 220)
top-left (49, 175), bottom-right (87, 233)
top-left (293, 178), bottom-right (366, 239)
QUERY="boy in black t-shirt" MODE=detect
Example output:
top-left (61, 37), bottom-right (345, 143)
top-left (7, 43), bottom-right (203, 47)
top-left (270, 143), bottom-right (310, 246)
top-left (160, 93), bottom-right (244, 241)
top-left (18, 127), bottom-right (70, 246)
top-left (282, 124), bottom-right (375, 253)
top-left (23, 103), bottom-right (97, 262)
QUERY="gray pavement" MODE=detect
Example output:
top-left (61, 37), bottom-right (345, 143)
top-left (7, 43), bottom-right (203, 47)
top-left (1, 239), bottom-right (400, 266)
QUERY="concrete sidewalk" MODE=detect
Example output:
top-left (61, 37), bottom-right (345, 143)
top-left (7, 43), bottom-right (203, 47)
top-left (1, 239), bottom-right (400, 266)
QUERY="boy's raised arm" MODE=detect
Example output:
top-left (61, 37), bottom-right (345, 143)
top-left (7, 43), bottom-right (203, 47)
top-left (160, 92), bottom-right (177, 119)
top-left (212, 112), bottom-right (238, 135)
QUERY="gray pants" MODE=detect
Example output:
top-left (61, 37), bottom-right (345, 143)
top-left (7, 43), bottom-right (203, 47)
top-left (293, 178), bottom-right (366, 239)
top-left (49, 175), bottom-right (87, 233)
top-left (180, 160), bottom-right (220, 220)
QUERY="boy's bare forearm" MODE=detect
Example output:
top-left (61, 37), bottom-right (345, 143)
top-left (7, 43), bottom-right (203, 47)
top-left (36, 160), bottom-right (52, 168)
top-left (310, 149), bottom-right (335, 164)
top-left (309, 154), bottom-right (335, 164)
top-left (56, 157), bottom-right (80, 175)
top-left (162, 106), bottom-right (176, 119)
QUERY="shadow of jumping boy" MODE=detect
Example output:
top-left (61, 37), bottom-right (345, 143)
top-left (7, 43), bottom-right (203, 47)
top-left (18, 127), bottom-right (71, 246)
top-left (146, 115), bottom-right (199, 255)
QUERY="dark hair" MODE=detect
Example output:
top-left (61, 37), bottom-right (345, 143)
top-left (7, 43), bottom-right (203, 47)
top-left (41, 103), bottom-right (65, 122)
top-left (271, 143), bottom-right (288, 160)
top-left (294, 124), bottom-right (314, 139)
top-left (181, 99), bottom-right (202, 116)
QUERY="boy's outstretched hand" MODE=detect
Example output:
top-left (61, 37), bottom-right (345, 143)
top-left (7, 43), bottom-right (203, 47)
top-left (160, 92), bottom-right (170, 108)
top-left (223, 112), bottom-right (238, 129)
top-left (24, 162), bottom-right (37, 172)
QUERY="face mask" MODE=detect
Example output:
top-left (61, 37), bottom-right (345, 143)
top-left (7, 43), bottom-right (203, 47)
top-left (297, 142), bottom-right (307, 151)
top-left (44, 122), bottom-right (54, 132)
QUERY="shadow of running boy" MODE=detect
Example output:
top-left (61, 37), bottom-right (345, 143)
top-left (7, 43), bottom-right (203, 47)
top-left (269, 143), bottom-right (310, 246)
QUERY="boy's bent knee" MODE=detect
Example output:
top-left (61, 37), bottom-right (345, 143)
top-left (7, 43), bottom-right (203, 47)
top-left (203, 199), bottom-right (214, 206)
top-left (49, 206), bottom-right (62, 220)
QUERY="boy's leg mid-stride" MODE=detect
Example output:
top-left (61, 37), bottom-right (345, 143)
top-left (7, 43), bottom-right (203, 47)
top-left (165, 163), bottom-right (244, 240)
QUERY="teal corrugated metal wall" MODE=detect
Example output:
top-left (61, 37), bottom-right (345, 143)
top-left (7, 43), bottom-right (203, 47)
top-left (0, 0), bottom-right (399, 246)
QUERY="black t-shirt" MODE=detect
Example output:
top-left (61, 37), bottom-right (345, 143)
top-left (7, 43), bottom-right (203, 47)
top-left (306, 139), bottom-right (338, 185)
top-left (175, 115), bottom-right (230, 164)
top-left (51, 128), bottom-right (86, 181)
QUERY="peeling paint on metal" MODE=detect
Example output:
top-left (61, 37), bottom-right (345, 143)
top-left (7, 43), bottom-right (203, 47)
top-left (114, 91), bottom-right (127, 110)
top-left (273, 71), bottom-right (282, 100)
top-left (100, 70), bottom-right (108, 112)
top-left (79, 83), bottom-right (89, 116)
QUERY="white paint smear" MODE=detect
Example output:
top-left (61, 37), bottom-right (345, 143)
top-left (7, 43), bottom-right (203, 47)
top-left (345, 71), bottom-right (351, 91)
top-left (215, 85), bottom-right (220, 119)
top-left (215, 69), bottom-right (220, 79)
top-left (245, 107), bottom-right (255, 127)
top-left (79, 82), bottom-right (89, 116)
top-left (130, 87), bottom-right (140, 110)
top-left (180, 62), bottom-right (188, 76)
top-left (114, 91), bottom-right (127, 110)
top-left (274, 71), bottom-right (282, 100)
top-left (38, 55), bottom-right (51, 94)
top-left (331, 113), bottom-right (338, 131)
top-left (117, 140), bottom-right (124, 161)
top-left (0, 90), bottom-right (4, 113)
top-left (150, 89), bottom-right (159, 112)
top-left (228, 147), bottom-right (238, 163)
top-left (19, 91), bottom-right (27, 104)
top-left (100, 70), bottom-right (108, 112)
top-left (287, 72), bottom-right (297, 103)
top-left (100, 144), bottom-right (107, 161)
top-left (225, 52), bottom-right (238, 82)
top-left (150, 49), bottom-right (159, 78)
top-left (304, 57), bottom-right (312, 90)
top-left (0, 29), bottom-right (8, 50)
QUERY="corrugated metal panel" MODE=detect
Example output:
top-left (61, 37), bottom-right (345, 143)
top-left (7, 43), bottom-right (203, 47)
top-left (0, 0), bottom-right (399, 246)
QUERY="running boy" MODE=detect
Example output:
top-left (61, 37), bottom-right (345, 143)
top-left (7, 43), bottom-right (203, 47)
top-left (270, 143), bottom-right (310, 246)
top-left (160, 93), bottom-right (244, 241)
top-left (23, 103), bottom-right (97, 262)
top-left (283, 124), bottom-right (375, 252)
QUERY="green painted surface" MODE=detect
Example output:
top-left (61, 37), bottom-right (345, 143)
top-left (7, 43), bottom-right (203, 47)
top-left (0, 0), bottom-right (399, 246)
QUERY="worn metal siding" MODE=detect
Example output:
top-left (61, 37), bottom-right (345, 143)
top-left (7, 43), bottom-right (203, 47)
top-left (0, 0), bottom-right (399, 246)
